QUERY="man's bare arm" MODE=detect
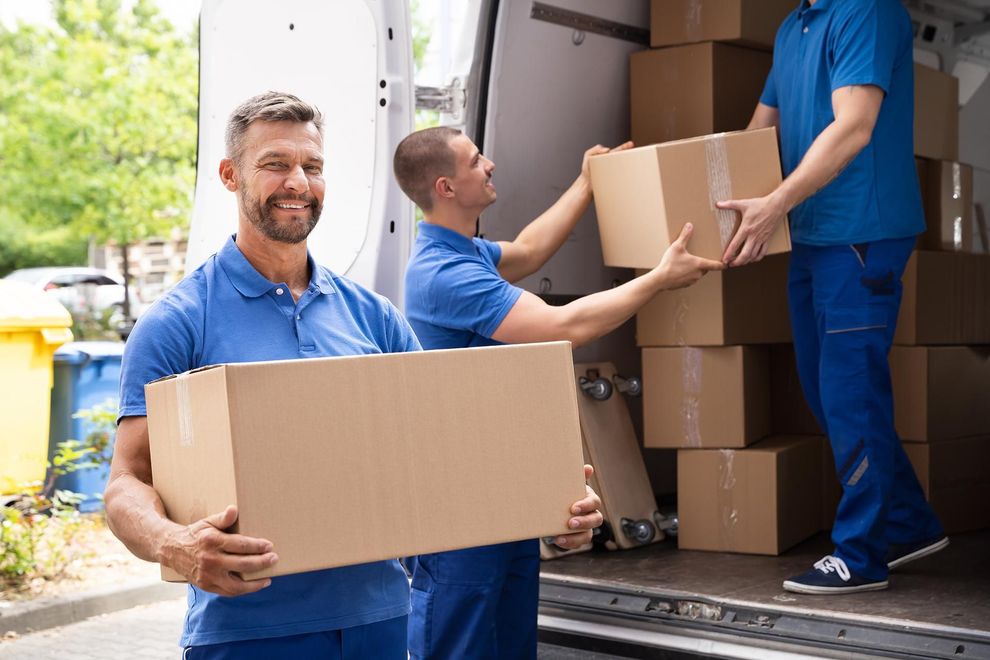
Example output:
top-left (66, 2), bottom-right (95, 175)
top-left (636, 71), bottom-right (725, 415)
top-left (748, 102), bottom-right (780, 130)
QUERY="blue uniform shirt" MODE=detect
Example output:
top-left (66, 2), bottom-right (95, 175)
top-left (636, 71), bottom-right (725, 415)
top-left (119, 235), bottom-right (419, 648)
top-left (760, 0), bottom-right (924, 245)
top-left (404, 221), bottom-right (523, 350)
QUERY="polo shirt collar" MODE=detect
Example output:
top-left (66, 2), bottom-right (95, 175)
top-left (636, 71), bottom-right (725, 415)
top-left (417, 221), bottom-right (479, 257)
top-left (800, 0), bottom-right (831, 14)
top-left (218, 235), bottom-right (335, 298)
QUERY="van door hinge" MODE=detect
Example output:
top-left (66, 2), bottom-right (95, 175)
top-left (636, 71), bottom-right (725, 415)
top-left (415, 78), bottom-right (466, 120)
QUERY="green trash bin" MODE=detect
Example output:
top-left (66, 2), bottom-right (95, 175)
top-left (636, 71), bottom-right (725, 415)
top-left (0, 280), bottom-right (74, 495)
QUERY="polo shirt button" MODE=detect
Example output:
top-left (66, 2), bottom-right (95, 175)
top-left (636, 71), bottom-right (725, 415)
top-left (296, 315), bottom-right (301, 320)
top-left (275, 287), bottom-right (284, 295)
top-left (803, 26), bottom-right (809, 33)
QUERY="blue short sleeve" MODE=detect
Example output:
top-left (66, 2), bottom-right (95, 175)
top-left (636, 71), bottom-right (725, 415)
top-left (427, 257), bottom-right (523, 339)
top-left (760, 64), bottom-right (778, 108)
top-left (383, 301), bottom-right (423, 353)
top-left (828, 2), bottom-right (896, 93)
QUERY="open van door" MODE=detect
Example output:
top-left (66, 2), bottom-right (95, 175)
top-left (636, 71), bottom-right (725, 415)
top-left (187, 0), bottom-right (414, 306)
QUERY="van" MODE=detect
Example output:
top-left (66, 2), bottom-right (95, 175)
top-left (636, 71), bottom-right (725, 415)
top-left (189, 2), bottom-right (990, 657)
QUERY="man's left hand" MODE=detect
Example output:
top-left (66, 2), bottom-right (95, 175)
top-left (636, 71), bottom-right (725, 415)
top-left (580, 141), bottom-right (634, 188)
top-left (553, 465), bottom-right (604, 549)
top-left (717, 194), bottom-right (787, 267)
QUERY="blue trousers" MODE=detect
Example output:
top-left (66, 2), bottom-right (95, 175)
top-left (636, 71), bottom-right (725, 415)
top-left (182, 615), bottom-right (407, 659)
top-left (788, 239), bottom-right (943, 581)
top-left (407, 539), bottom-right (540, 660)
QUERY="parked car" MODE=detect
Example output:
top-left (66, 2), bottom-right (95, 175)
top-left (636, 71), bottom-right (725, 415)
top-left (4, 267), bottom-right (127, 320)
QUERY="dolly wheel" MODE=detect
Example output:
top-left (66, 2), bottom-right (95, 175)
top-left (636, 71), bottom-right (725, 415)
top-left (579, 376), bottom-right (613, 400)
top-left (621, 517), bottom-right (656, 545)
top-left (613, 374), bottom-right (642, 397)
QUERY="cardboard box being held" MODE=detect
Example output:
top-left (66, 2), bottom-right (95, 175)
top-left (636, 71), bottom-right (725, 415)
top-left (890, 345), bottom-right (990, 442)
top-left (649, 0), bottom-right (794, 50)
top-left (642, 346), bottom-right (770, 449)
top-left (590, 128), bottom-right (791, 268)
top-left (146, 343), bottom-right (586, 581)
top-left (630, 42), bottom-right (771, 146)
top-left (914, 63), bottom-right (959, 162)
top-left (636, 252), bottom-right (791, 346)
top-left (895, 251), bottom-right (990, 345)
top-left (904, 436), bottom-right (990, 535)
top-left (677, 436), bottom-right (823, 555)
top-left (916, 158), bottom-right (974, 252)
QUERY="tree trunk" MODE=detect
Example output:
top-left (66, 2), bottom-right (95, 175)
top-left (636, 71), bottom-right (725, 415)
top-left (120, 242), bottom-right (132, 320)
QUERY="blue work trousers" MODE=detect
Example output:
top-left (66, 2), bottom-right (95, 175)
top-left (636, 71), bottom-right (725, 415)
top-left (408, 539), bottom-right (540, 660)
top-left (788, 239), bottom-right (943, 581)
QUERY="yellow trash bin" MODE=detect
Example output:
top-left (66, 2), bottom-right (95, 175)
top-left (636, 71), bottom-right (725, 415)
top-left (0, 280), bottom-right (74, 495)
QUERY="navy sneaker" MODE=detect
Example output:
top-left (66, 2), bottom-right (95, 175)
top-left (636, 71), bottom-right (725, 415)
top-left (782, 555), bottom-right (888, 594)
top-left (886, 535), bottom-right (949, 570)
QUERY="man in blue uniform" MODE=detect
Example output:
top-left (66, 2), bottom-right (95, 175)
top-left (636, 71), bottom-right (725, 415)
top-left (716, 0), bottom-right (947, 594)
top-left (104, 92), bottom-right (603, 658)
top-left (394, 127), bottom-right (723, 657)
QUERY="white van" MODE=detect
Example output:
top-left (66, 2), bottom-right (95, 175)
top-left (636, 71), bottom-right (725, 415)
top-left (189, 2), bottom-right (990, 657)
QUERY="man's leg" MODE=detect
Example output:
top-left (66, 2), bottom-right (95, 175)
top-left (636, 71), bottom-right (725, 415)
top-left (493, 539), bottom-right (540, 660)
top-left (408, 542), bottom-right (513, 660)
top-left (787, 242), bottom-right (828, 435)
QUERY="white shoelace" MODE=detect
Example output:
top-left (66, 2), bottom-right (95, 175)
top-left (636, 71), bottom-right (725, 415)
top-left (813, 555), bottom-right (851, 581)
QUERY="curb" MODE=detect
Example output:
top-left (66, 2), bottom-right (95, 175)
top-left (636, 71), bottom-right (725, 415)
top-left (1, 580), bottom-right (185, 636)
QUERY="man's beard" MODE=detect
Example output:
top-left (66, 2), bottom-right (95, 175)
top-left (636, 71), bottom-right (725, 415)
top-left (241, 189), bottom-right (322, 244)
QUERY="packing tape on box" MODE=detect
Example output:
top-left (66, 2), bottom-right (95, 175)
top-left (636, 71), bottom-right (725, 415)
top-left (705, 133), bottom-right (736, 250)
top-left (685, 0), bottom-right (702, 41)
top-left (952, 162), bottom-right (963, 251)
top-left (176, 374), bottom-right (194, 447)
top-left (673, 296), bottom-right (690, 346)
top-left (717, 449), bottom-right (739, 550)
top-left (681, 347), bottom-right (703, 446)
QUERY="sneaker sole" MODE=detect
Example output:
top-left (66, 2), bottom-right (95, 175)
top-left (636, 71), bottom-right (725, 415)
top-left (887, 537), bottom-right (950, 570)
top-left (782, 579), bottom-right (889, 595)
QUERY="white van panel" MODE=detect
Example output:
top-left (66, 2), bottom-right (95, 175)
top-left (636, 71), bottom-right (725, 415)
top-left (189, 0), bottom-right (413, 305)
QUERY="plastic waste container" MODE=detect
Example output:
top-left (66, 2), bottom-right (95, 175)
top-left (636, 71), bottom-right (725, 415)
top-left (49, 341), bottom-right (124, 512)
top-left (0, 280), bottom-right (73, 495)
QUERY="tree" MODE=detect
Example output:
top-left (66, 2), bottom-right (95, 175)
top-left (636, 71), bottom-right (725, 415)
top-left (0, 0), bottom-right (197, 316)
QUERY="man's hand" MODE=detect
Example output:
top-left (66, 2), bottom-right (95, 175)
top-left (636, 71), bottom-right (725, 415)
top-left (716, 194), bottom-right (788, 267)
top-left (580, 141), bottom-right (634, 187)
top-left (553, 465), bottom-right (604, 549)
top-left (163, 505), bottom-right (278, 597)
top-left (655, 223), bottom-right (726, 289)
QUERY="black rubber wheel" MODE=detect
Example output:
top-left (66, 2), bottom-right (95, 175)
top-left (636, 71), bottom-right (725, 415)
top-left (621, 518), bottom-right (656, 545)
top-left (579, 376), bottom-right (613, 401)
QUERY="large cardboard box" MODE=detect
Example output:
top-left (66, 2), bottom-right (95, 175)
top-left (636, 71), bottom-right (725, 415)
top-left (914, 63), bottom-right (959, 162)
top-left (768, 343), bottom-right (822, 436)
top-left (642, 346), bottom-right (770, 449)
top-left (590, 128), bottom-right (791, 267)
top-left (890, 345), bottom-right (990, 442)
top-left (904, 437), bottom-right (990, 535)
top-left (895, 251), bottom-right (990, 345)
top-left (677, 436), bottom-right (823, 555)
top-left (636, 253), bottom-right (791, 346)
top-left (916, 158), bottom-right (974, 252)
top-left (649, 0), bottom-right (793, 50)
top-left (630, 42), bottom-right (771, 146)
top-left (146, 343), bottom-right (586, 581)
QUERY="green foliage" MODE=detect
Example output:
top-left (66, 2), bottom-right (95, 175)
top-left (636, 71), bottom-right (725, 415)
top-left (0, 216), bottom-right (88, 276)
top-left (0, 403), bottom-right (117, 589)
top-left (0, 0), bottom-right (197, 267)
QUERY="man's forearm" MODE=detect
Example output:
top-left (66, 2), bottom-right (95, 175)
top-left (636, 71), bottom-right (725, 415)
top-left (557, 266), bottom-right (668, 347)
top-left (105, 474), bottom-right (184, 565)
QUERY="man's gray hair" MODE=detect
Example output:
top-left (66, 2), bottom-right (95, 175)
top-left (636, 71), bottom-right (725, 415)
top-left (225, 91), bottom-right (324, 165)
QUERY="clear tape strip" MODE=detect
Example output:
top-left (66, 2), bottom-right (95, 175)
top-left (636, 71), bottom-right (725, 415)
top-left (176, 374), bottom-right (193, 447)
top-left (952, 162), bottom-right (962, 200)
top-left (686, 0), bottom-right (702, 40)
top-left (705, 133), bottom-right (735, 250)
top-left (681, 348), bottom-right (703, 447)
top-left (952, 162), bottom-right (963, 251)
top-left (717, 449), bottom-right (738, 551)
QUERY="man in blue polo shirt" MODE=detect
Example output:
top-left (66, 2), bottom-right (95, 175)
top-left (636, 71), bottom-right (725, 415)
top-left (104, 92), bottom-right (604, 658)
top-left (393, 127), bottom-right (723, 657)
top-left (716, 0), bottom-right (947, 594)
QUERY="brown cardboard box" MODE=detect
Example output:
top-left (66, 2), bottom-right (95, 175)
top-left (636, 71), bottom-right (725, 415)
top-left (642, 346), bottom-right (770, 449)
top-left (636, 253), bottom-right (791, 346)
top-left (890, 346), bottom-right (990, 442)
top-left (590, 128), bottom-right (791, 268)
top-left (914, 63), bottom-right (959, 162)
top-left (904, 437), bottom-right (990, 534)
top-left (895, 251), bottom-right (990, 345)
top-left (649, 0), bottom-right (793, 50)
top-left (630, 42), bottom-right (771, 146)
top-left (677, 436), bottom-right (823, 554)
top-left (146, 343), bottom-right (586, 581)
top-left (916, 158), bottom-right (974, 252)
top-left (768, 344), bottom-right (822, 436)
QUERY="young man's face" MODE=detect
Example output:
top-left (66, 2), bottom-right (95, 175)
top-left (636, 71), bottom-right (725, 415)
top-left (230, 120), bottom-right (326, 244)
top-left (446, 134), bottom-right (496, 211)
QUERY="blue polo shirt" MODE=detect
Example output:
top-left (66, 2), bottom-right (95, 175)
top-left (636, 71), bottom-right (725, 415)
top-left (760, 0), bottom-right (924, 245)
top-left (118, 235), bottom-right (419, 648)
top-left (404, 221), bottom-right (523, 350)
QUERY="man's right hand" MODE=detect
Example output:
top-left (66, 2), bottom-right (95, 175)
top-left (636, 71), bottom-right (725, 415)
top-left (163, 505), bottom-right (278, 597)
top-left (654, 223), bottom-right (725, 290)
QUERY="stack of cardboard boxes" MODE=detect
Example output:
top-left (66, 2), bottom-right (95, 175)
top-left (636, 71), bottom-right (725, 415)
top-left (892, 63), bottom-right (990, 535)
